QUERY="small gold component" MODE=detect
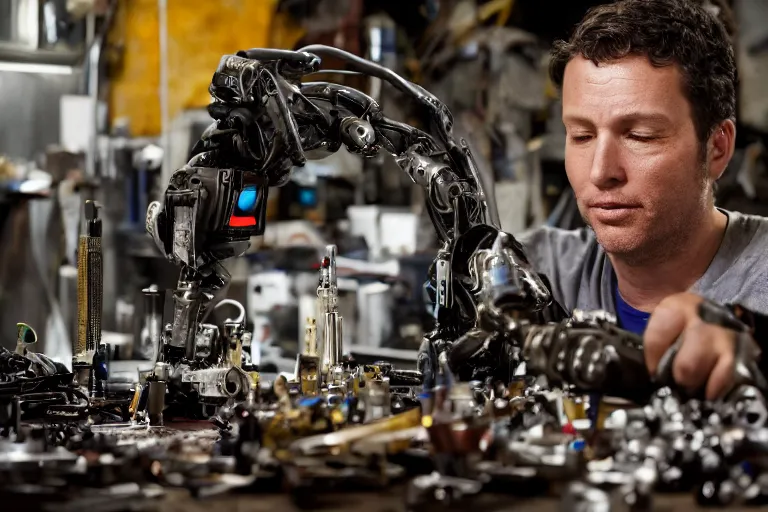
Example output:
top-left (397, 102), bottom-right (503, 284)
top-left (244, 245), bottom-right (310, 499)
top-left (294, 355), bottom-right (319, 396)
top-left (330, 408), bottom-right (345, 426)
top-left (232, 337), bottom-right (243, 368)
top-left (595, 396), bottom-right (634, 430)
top-left (507, 379), bottom-right (527, 398)
top-left (129, 384), bottom-right (143, 418)
top-left (289, 408), bottom-right (422, 455)
top-left (563, 396), bottom-right (587, 422)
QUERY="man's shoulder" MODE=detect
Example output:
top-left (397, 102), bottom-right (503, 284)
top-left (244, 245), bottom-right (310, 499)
top-left (703, 210), bottom-right (768, 314)
top-left (516, 225), bottom-right (610, 313)
top-left (723, 209), bottom-right (768, 256)
top-left (726, 208), bottom-right (768, 232)
top-left (516, 225), bottom-right (604, 283)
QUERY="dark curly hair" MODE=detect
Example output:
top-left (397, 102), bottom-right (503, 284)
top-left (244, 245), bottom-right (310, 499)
top-left (549, 0), bottom-right (737, 145)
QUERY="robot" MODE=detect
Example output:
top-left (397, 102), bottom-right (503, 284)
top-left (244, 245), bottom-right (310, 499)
top-left (142, 45), bottom-right (554, 410)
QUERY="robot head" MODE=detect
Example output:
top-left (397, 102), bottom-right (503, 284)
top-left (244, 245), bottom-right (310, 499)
top-left (148, 167), bottom-right (269, 270)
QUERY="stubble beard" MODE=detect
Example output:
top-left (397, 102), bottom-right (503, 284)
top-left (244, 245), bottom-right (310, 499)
top-left (579, 161), bottom-right (712, 267)
top-left (583, 212), bottom-right (696, 267)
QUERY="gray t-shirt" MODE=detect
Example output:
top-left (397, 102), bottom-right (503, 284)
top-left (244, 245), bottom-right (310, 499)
top-left (518, 209), bottom-right (768, 315)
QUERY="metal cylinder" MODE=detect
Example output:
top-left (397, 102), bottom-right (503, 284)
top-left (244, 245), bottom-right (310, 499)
top-left (142, 285), bottom-right (165, 362)
top-left (326, 245), bottom-right (337, 286)
top-left (171, 280), bottom-right (204, 355)
top-left (323, 312), bottom-right (343, 370)
top-left (75, 201), bottom-right (103, 364)
top-left (222, 368), bottom-right (247, 398)
top-left (148, 379), bottom-right (166, 426)
top-left (364, 378), bottom-right (391, 421)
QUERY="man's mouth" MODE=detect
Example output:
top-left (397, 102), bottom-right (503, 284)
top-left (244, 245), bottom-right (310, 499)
top-left (589, 201), bottom-right (641, 210)
top-left (587, 201), bottom-right (641, 224)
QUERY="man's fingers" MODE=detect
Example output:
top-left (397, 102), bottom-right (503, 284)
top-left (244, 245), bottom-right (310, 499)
top-left (706, 349), bottom-right (735, 401)
top-left (704, 326), bottom-right (738, 400)
top-left (644, 303), bottom-right (688, 375)
top-left (642, 293), bottom-right (743, 399)
top-left (672, 322), bottom-right (718, 392)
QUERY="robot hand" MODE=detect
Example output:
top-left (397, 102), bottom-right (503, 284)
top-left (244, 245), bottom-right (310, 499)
top-left (521, 310), bottom-right (656, 403)
top-left (520, 305), bottom-right (768, 407)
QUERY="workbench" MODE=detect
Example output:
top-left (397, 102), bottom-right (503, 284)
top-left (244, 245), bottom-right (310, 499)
top-left (158, 485), bottom-right (753, 512)
top-left (113, 419), bottom-right (756, 512)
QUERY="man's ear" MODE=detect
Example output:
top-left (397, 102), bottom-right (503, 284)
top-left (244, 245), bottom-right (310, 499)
top-left (708, 119), bottom-right (736, 181)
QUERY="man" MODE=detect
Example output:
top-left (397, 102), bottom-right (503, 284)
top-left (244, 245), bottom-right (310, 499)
top-left (519, 0), bottom-right (768, 400)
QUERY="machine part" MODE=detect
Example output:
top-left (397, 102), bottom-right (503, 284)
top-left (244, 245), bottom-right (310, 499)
top-left (172, 279), bottom-right (207, 358)
top-left (128, 384), bottom-right (143, 418)
top-left (222, 320), bottom-right (246, 368)
top-left (434, 251), bottom-right (451, 311)
top-left (71, 362), bottom-right (92, 394)
top-left (181, 367), bottom-right (249, 401)
top-left (74, 200), bottom-right (103, 393)
top-left (293, 354), bottom-right (320, 396)
top-left (91, 344), bottom-right (108, 398)
top-left (317, 245), bottom-right (344, 377)
top-left (520, 311), bottom-right (655, 403)
top-left (152, 361), bottom-right (171, 382)
top-left (304, 317), bottom-right (318, 357)
top-left (223, 368), bottom-right (250, 398)
top-left (241, 330), bottom-right (252, 352)
top-left (323, 312), bottom-right (343, 375)
top-left (289, 406), bottom-right (421, 456)
top-left (148, 379), bottom-right (166, 426)
top-left (215, 299), bottom-right (246, 324)
top-left (141, 285), bottom-right (165, 363)
top-left (363, 377), bottom-right (391, 421)
top-left (193, 323), bottom-right (219, 361)
top-left (15, 323), bottom-right (38, 355)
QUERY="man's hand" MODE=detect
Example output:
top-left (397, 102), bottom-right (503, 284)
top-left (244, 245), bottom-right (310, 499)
top-left (644, 292), bottom-right (751, 400)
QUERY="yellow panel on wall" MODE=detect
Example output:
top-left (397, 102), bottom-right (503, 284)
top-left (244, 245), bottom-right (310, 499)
top-left (109, 0), bottom-right (280, 137)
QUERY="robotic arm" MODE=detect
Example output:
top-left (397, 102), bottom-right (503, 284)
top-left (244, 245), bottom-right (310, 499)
top-left (145, 45), bottom-right (554, 380)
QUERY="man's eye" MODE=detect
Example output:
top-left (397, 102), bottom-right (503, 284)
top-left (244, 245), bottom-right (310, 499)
top-left (570, 135), bottom-right (592, 143)
top-left (628, 133), bottom-right (657, 142)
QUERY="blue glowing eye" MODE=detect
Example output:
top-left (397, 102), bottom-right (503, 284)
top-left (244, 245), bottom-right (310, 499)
top-left (237, 186), bottom-right (259, 213)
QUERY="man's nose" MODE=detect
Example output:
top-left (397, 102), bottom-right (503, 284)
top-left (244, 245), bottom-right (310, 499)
top-left (590, 136), bottom-right (626, 188)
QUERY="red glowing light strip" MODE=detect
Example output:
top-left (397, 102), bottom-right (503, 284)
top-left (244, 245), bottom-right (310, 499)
top-left (229, 215), bottom-right (257, 227)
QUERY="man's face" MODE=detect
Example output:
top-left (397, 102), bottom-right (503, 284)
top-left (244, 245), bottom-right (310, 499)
top-left (561, 55), bottom-right (712, 261)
